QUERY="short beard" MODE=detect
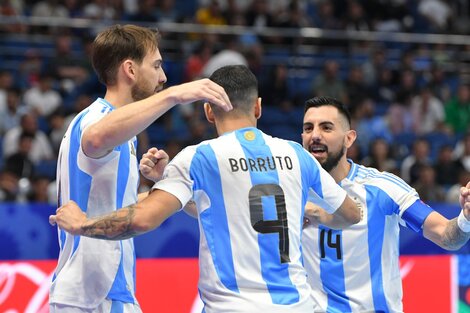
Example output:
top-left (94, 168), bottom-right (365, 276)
top-left (321, 146), bottom-right (345, 172)
top-left (131, 84), bottom-right (154, 102)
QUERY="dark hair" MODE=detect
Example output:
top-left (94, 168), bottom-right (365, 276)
top-left (304, 96), bottom-right (351, 127)
top-left (209, 65), bottom-right (258, 117)
top-left (92, 24), bottom-right (160, 86)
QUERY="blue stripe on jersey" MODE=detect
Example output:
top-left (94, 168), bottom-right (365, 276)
top-left (236, 130), bottom-right (299, 305)
top-left (68, 112), bottom-right (93, 256)
top-left (317, 227), bottom-right (350, 313)
top-left (401, 199), bottom-right (433, 233)
top-left (108, 137), bottom-right (134, 301)
top-left (108, 241), bottom-right (134, 302)
top-left (116, 142), bottom-right (130, 208)
top-left (366, 185), bottom-right (397, 313)
top-left (192, 144), bottom-right (239, 293)
top-left (110, 299), bottom-right (124, 313)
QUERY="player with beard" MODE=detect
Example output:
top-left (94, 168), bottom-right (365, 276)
top-left (49, 24), bottom-right (232, 313)
top-left (300, 96), bottom-right (470, 313)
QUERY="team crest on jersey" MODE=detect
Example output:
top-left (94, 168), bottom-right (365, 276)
top-left (244, 130), bottom-right (256, 141)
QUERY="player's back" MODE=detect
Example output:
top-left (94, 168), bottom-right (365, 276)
top-left (187, 127), bottom-right (321, 312)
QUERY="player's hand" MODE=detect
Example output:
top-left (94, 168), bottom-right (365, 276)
top-left (139, 147), bottom-right (169, 182)
top-left (49, 201), bottom-right (86, 235)
top-left (460, 181), bottom-right (470, 220)
top-left (167, 78), bottom-right (232, 111)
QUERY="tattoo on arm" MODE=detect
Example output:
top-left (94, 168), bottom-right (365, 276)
top-left (441, 218), bottom-right (470, 250)
top-left (82, 204), bottom-right (140, 240)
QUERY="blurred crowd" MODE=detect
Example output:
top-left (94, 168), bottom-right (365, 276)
top-left (0, 0), bottom-right (469, 205)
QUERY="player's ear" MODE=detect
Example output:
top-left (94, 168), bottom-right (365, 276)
top-left (345, 129), bottom-right (357, 148)
top-left (204, 102), bottom-right (215, 124)
top-left (122, 59), bottom-right (136, 82)
top-left (255, 97), bottom-right (262, 119)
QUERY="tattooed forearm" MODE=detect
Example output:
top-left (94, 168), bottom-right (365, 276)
top-left (81, 204), bottom-right (140, 240)
top-left (441, 218), bottom-right (470, 250)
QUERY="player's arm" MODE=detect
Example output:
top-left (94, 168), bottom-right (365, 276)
top-left (305, 195), bottom-right (361, 228)
top-left (83, 79), bottom-right (232, 158)
top-left (422, 183), bottom-right (470, 250)
top-left (305, 198), bottom-right (361, 229)
top-left (49, 189), bottom-right (182, 240)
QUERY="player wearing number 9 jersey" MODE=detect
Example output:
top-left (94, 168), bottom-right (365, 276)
top-left (300, 96), bottom-right (470, 313)
top-left (49, 65), bottom-right (361, 313)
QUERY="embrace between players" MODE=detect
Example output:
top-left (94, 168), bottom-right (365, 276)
top-left (49, 24), bottom-right (470, 313)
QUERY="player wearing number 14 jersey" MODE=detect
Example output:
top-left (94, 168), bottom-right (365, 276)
top-left (49, 65), bottom-right (361, 313)
top-left (300, 96), bottom-right (470, 313)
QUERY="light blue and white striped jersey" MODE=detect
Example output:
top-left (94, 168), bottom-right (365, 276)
top-left (50, 98), bottom-right (139, 309)
top-left (302, 160), bottom-right (434, 313)
top-left (154, 127), bottom-right (347, 313)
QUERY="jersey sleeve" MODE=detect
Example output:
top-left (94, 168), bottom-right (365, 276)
top-left (400, 199), bottom-right (434, 233)
top-left (152, 147), bottom-right (196, 209)
top-left (76, 104), bottom-right (120, 165)
top-left (367, 170), bottom-right (434, 233)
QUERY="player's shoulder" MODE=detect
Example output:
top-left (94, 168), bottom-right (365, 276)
top-left (354, 164), bottom-right (413, 193)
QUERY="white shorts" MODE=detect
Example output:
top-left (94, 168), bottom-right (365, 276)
top-left (50, 299), bottom-right (142, 313)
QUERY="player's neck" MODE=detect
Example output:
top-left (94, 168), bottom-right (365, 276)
top-left (329, 158), bottom-right (351, 183)
top-left (103, 86), bottom-right (133, 108)
top-left (215, 118), bottom-right (256, 136)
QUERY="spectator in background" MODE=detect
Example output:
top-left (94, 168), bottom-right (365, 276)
top-left (18, 49), bottom-right (45, 88)
top-left (4, 131), bottom-right (35, 180)
top-left (456, 132), bottom-right (470, 172)
top-left (344, 65), bottom-right (369, 113)
top-left (445, 84), bottom-right (470, 135)
top-left (362, 137), bottom-right (397, 173)
top-left (0, 88), bottom-right (28, 136)
top-left (27, 175), bottom-right (54, 203)
top-left (311, 0), bottom-right (342, 30)
top-left (201, 35), bottom-right (247, 77)
top-left (30, 0), bottom-right (69, 34)
top-left (0, 0), bottom-right (28, 33)
top-left (400, 138), bottom-right (432, 184)
top-left (23, 72), bottom-right (62, 118)
top-left (196, 0), bottom-right (227, 26)
top-left (183, 40), bottom-right (214, 82)
top-left (154, 0), bottom-right (181, 23)
top-left (260, 63), bottom-right (292, 109)
top-left (311, 60), bottom-right (347, 105)
top-left (0, 170), bottom-right (20, 201)
top-left (434, 144), bottom-right (464, 187)
top-left (387, 91), bottom-right (414, 136)
top-left (245, 0), bottom-right (278, 44)
top-left (410, 85), bottom-right (445, 135)
top-left (353, 97), bottom-right (392, 156)
top-left (125, 0), bottom-right (157, 22)
top-left (49, 34), bottom-right (92, 95)
top-left (417, 0), bottom-right (451, 33)
top-left (426, 64), bottom-right (452, 102)
top-left (412, 164), bottom-right (446, 203)
top-left (447, 170), bottom-right (470, 204)
top-left (372, 67), bottom-right (395, 104)
top-left (3, 112), bottom-right (54, 164)
top-left (343, 0), bottom-right (371, 31)
top-left (0, 70), bottom-right (14, 108)
top-left (82, 0), bottom-right (120, 21)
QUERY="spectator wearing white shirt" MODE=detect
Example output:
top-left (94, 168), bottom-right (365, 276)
top-left (3, 112), bottom-right (54, 164)
top-left (23, 72), bottom-right (62, 118)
